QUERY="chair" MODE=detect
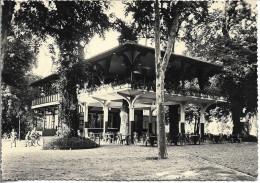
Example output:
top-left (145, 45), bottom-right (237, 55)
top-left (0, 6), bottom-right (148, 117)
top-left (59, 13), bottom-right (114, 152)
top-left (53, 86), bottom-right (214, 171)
top-left (237, 134), bottom-right (242, 143)
top-left (89, 132), bottom-right (96, 141)
top-left (118, 133), bottom-right (126, 145)
top-left (105, 132), bottom-right (114, 143)
top-left (185, 133), bottom-right (191, 144)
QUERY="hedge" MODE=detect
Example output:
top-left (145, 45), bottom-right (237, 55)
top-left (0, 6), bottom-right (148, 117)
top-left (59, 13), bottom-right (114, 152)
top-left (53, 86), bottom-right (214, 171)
top-left (43, 137), bottom-right (98, 150)
top-left (42, 129), bottom-right (56, 136)
top-left (242, 135), bottom-right (258, 142)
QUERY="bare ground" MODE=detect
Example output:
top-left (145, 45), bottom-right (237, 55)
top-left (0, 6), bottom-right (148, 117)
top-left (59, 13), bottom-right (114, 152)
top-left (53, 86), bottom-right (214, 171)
top-left (1, 139), bottom-right (258, 181)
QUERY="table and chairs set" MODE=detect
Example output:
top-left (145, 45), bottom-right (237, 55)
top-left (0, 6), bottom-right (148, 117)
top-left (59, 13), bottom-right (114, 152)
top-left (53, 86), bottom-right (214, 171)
top-left (87, 131), bottom-right (243, 147)
top-left (204, 133), bottom-right (242, 143)
top-left (88, 132), bottom-right (131, 145)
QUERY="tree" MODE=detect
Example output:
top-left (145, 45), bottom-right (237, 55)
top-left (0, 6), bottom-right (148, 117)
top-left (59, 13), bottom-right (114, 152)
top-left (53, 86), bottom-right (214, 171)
top-left (1, 1), bottom-right (16, 138)
top-left (1, 2), bottom-right (42, 138)
top-left (15, 1), bottom-right (111, 135)
top-left (183, 0), bottom-right (257, 135)
top-left (1, 1), bottom-right (16, 59)
top-left (113, 19), bottom-right (139, 44)
top-left (2, 75), bottom-right (39, 139)
top-left (125, 0), bottom-right (208, 159)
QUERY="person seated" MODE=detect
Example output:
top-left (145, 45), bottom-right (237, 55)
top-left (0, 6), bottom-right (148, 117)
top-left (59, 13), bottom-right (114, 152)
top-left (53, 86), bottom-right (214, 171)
top-left (133, 132), bottom-right (138, 145)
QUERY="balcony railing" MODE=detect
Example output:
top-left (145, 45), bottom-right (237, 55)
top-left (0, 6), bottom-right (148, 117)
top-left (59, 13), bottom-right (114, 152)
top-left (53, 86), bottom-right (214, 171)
top-left (79, 81), bottom-right (227, 101)
top-left (32, 93), bottom-right (60, 106)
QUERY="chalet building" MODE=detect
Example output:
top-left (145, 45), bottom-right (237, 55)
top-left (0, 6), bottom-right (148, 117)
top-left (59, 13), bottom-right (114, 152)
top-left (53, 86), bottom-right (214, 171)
top-left (31, 42), bottom-right (226, 139)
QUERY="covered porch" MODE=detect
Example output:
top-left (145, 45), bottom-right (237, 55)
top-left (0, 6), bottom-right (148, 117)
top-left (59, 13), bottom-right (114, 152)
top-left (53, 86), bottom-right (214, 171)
top-left (78, 82), bottom-right (226, 143)
top-left (76, 42), bottom-right (226, 144)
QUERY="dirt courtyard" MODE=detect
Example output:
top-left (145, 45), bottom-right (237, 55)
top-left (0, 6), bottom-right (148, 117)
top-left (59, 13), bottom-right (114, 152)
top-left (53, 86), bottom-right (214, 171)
top-left (1, 139), bottom-right (258, 181)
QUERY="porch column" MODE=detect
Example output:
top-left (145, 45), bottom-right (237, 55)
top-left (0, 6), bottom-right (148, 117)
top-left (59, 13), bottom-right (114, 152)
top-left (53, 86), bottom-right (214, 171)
top-left (180, 103), bottom-right (186, 134)
top-left (103, 106), bottom-right (109, 135)
top-left (129, 107), bottom-right (135, 143)
top-left (43, 108), bottom-right (46, 130)
top-left (92, 97), bottom-right (110, 137)
top-left (148, 108), bottom-right (152, 134)
top-left (200, 107), bottom-right (207, 136)
top-left (83, 102), bottom-right (89, 138)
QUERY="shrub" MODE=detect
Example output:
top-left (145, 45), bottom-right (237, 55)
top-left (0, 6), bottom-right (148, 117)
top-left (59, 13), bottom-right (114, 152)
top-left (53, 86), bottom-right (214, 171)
top-left (43, 137), bottom-right (98, 150)
top-left (242, 135), bottom-right (258, 142)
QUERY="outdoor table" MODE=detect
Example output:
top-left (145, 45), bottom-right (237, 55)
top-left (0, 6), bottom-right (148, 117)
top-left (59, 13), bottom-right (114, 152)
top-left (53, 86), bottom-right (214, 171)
top-left (190, 135), bottom-right (200, 145)
top-left (230, 135), bottom-right (242, 143)
top-left (121, 135), bottom-right (130, 145)
top-left (145, 136), bottom-right (157, 147)
top-left (172, 135), bottom-right (182, 145)
top-left (212, 135), bottom-right (221, 143)
top-left (104, 133), bottom-right (114, 143)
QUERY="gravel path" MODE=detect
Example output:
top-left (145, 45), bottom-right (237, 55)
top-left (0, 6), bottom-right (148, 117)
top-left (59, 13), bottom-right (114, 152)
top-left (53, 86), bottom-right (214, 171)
top-left (1, 140), bottom-right (257, 181)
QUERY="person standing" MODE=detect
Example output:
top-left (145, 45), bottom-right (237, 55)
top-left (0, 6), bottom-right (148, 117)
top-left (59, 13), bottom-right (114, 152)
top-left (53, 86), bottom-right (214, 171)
top-left (10, 129), bottom-right (17, 148)
top-left (25, 131), bottom-right (31, 147)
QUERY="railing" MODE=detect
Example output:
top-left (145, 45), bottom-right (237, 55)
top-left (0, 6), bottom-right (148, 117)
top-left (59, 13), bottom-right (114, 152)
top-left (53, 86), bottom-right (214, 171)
top-left (79, 81), bottom-right (227, 101)
top-left (32, 93), bottom-right (60, 106)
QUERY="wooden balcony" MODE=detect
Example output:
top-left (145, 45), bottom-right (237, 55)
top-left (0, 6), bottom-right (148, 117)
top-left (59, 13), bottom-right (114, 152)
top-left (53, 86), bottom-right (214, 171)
top-left (32, 93), bottom-right (60, 108)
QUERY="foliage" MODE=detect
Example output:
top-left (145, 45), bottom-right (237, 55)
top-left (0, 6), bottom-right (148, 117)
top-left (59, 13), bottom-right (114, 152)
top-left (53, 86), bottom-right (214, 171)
top-left (15, 1), bottom-right (111, 135)
top-left (125, 1), bottom-right (209, 47)
top-left (183, 1), bottom-right (257, 134)
top-left (1, 1), bottom-right (16, 58)
top-left (124, 1), bottom-right (210, 159)
top-left (1, 76), bottom-right (39, 139)
top-left (2, 32), bottom-right (38, 87)
top-left (113, 19), bottom-right (139, 44)
top-left (1, 5), bottom-right (41, 138)
top-left (242, 135), bottom-right (257, 142)
top-left (43, 137), bottom-right (98, 150)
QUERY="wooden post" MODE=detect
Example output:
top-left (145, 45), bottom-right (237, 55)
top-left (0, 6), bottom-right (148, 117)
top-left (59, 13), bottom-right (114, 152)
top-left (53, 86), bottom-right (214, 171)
top-left (200, 107), bottom-right (206, 136)
top-left (120, 100), bottom-right (129, 144)
top-left (103, 106), bottom-right (109, 135)
top-left (18, 115), bottom-right (21, 141)
top-left (84, 102), bottom-right (89, 138)
top-left (44, 108), bottom-right (46, 130)
top-left (148, 108), bottom-right (152, 134)
top-left (129, 107), bottom-right (135, 144)
top-left (180, 103), bottom-right (185, 134)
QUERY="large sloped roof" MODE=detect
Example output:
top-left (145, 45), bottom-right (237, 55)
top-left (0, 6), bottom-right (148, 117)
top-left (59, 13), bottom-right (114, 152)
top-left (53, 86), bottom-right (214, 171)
top-left (85, 42), bottom-right (222, 68)
top-left (31, 42), bottom-right (222, 86)
top-left (30, 73), bottom-right (59, 86)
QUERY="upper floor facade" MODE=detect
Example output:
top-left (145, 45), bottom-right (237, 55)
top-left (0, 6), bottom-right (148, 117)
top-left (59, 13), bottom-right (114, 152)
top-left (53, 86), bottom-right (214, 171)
top-left (31, 43), bottom-right (226, 109)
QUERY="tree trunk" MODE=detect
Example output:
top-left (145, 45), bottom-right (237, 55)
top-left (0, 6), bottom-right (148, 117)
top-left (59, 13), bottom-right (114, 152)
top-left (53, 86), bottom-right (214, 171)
top-left (156, 74), bottom-right (167, 158)
top-left (155, 0), bottom-right (167, 159)
top-left (120, 100), bottom-right (129, 136)
top-left (154, 0), bottom-right (180, 159)
top-left (231, 103), bottom-right (242, 135)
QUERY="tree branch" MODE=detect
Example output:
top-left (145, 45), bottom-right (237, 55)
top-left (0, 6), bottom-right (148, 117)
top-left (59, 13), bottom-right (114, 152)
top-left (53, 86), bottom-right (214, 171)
top-left (155, 0), bottom-right (161, 76)
top-left (161, 12), bottom-right (180, 72)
